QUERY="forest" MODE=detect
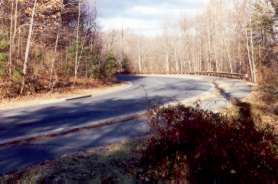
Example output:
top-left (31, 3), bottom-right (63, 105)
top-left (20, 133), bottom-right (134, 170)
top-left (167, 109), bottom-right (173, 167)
top-left (106, 0), bottom-right (277, 84)
top-left (0, 0), bottom-right (119, 99)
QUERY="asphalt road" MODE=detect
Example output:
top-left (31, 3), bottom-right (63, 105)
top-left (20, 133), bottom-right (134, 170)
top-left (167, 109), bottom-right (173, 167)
top-left (0, 119), bottom-right (149, 175)
top-left (0, 75), bottom-right (214, 141)
top-left (0, 75), bottom-right (251, 174)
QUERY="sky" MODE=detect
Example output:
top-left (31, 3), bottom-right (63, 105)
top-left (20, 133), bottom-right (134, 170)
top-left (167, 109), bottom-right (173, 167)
top-left (93, 0), bottom-right (209, 36)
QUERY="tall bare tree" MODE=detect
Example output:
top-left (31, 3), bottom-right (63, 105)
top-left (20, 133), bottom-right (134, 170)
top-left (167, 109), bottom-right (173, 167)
top-left (21, 0), bottom-right (37, 94)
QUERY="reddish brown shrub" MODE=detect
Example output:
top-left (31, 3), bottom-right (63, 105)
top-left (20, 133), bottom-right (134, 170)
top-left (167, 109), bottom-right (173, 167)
top-left (140, 105), bottom-right (278, 184)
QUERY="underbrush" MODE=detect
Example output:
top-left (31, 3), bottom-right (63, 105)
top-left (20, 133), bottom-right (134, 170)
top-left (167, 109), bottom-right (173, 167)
top-left (140, 105), bottom-right (278, 184)
top-left (245, 79), bottom-right (278, 130)
top-left (0, 141), bottom-right (145, 184)
top-left (0, 77), bottom-right (118, 100)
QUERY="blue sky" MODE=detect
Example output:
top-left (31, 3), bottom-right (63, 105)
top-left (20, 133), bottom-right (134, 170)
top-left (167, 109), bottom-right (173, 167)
top-left (93, 0), bottom-right (209, 35)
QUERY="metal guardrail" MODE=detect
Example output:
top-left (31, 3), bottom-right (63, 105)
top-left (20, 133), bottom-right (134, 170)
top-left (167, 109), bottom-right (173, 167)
top-left (187, 72), bottom-right (247, 80)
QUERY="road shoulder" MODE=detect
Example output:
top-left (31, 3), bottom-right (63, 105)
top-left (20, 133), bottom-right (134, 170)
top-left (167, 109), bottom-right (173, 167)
top-left (0, 82), bottom-right (132, 111)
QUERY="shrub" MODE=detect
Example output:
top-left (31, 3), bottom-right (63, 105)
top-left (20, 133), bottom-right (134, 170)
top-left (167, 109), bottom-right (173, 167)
top-left (0, 33), bottom-right (9, 51)
top-left (0, 53), bottom-right (7, 77)
top-left (94, 52), bottom-right (119, 81)
top-left (140, 105), bottom-right (278, 184)
top-left (121, 56), bottom-right (130, 74)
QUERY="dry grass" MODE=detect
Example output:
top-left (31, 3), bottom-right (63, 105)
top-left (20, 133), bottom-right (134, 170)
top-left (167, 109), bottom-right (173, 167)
top-left (242, 85), bottom-right (278, 132)
top-left (0, 139), bottom-right (146, 184)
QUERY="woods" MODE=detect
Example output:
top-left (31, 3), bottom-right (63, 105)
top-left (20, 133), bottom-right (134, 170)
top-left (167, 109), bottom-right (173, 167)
top-left (111, 0), bottom-right (277, 84)
top-left (0, 0), bottom-right (118, 99)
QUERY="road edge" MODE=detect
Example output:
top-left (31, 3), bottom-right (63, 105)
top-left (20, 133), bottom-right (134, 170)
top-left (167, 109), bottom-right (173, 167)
top-left (0, 82), bottom-right (133, 111)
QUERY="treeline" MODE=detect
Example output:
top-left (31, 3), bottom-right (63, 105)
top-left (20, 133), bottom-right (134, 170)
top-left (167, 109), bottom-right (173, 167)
top-left (108, 0), bottom-right (277, 83)
top-left (0, 0), bottom-right (118, 98)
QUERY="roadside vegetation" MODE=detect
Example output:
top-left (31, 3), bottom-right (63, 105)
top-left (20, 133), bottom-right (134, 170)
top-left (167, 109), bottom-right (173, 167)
top-left (244, 81), bottom-right (278, 131)
top-left (141, 105), bottom-right (277, 183)
top-left (1, 99), bottom-right (277, 183)
top-left (0, 0), bottom-right (120, 100)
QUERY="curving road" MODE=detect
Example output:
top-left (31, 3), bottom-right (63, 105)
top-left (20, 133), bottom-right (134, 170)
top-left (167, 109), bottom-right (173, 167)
top-left (0, 75), bottom-right (251, 174)
top-left (0, 75), bottom-right (213, 141)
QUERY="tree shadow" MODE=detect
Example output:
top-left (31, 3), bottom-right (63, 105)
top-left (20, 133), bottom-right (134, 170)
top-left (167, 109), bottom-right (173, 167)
top-left (1, 138), bottom-right (146, 183)
top-left (116, 74), bottom-right (145, 82)
top-left (214, 82), bottom-right (254, 128)
top-left (0, 119), bottom-right (150, 175)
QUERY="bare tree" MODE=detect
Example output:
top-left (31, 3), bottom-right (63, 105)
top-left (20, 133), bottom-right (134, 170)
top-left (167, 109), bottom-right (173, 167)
top-left (74, 0), bottom-right (81, 84)
top-left (8, 0), bottom-right (14, 79)
top-left (49, 31), bottom-right (60, 90)
top-left (21, 0), bottom-right (37, 94)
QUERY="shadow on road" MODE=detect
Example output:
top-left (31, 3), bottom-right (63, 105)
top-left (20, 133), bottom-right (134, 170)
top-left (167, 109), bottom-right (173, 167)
top-left (0, 119), bottom-right (150, 175)
top-left (214, 81), bottom-right (257, 131)
top-left (0, 78), bottom-right (211, 141)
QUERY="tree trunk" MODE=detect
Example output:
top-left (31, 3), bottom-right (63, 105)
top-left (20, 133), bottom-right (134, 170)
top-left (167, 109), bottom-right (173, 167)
top-left (250, 24), bottom-right (257, 83)
top-left (13, 0), bottom-right (18, 67)
top-left (237, 39), bottom-right (242, 74)
top-left (20, 0), bottom-right (37, 94)
top-left (74, 0), bottom-right (81, 85)
top-left (8, 0), bottom-right (14, 79)
top-left (224, 37), bottom-right (233, 73)
top-left (165, 51), bottom-right (170, 74)
top-left (137, 39), bottom-right (142, 73)
top-left (138, 54), bottom-right (142, 73)
top-left (246, 28), bottom-right (254, 82)
top-left (174, 46), bottom-right (179, 74)
top-left (213, 40), bottom-right (219, 72)
top-left (49, 31), bottom-right (60, 90)
top-left (207, 24), bottom-right (212, 72)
